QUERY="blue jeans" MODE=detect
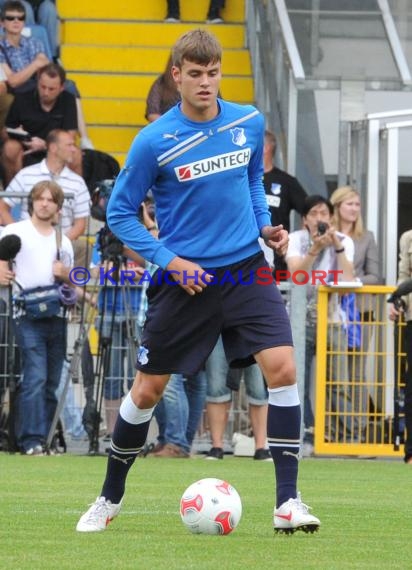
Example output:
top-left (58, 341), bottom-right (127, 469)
top-left (154, 372), bottom-right (207, 453)
top-left (14, 316), bottom-right (66, 451)
top-left (305, 322), bottom-right (356, 443)
top-left (205, 336), bottom-right (267, 405)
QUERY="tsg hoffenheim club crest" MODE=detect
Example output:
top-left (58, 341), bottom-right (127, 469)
top-left (230, 127), bottom-right (246, 146)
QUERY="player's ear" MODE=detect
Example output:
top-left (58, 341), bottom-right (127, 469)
top-left (171, 65), bottom-right (181, 87)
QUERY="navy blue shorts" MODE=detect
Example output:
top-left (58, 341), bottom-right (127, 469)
top-left (136, 252), bottom-right (293, 375)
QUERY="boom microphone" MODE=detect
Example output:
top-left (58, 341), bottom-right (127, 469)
top-left (0, 234), bottom-right (22, 263)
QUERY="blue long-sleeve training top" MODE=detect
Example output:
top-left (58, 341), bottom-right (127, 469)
top-left (107, 98), bottom-right (271, 270)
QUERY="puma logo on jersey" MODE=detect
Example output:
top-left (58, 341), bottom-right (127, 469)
top-left (163, 130), bottom-right (180, 141)
top-left (175, 149), bottom-right (251, 182)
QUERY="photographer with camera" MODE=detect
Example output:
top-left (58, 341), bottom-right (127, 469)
top-left (286, 195), bottom-right (354, 455)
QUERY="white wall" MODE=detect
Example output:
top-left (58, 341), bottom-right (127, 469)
top-left (315, 89), bottom-right (412, 177)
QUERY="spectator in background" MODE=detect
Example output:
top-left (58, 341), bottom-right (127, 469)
top-left (1, 63), bottom-right (77, 184)
top-left (264, 129), bottom-right (307, 272)
top-left (21, 1), bottom-right (59, 60)
top-left (0, 1), bottom-right (58, 59)
top-left (145, 55), bottom-right (180, 123)
top-left (205, 336), bottom-right (271, 461)
top-left (0, 180), bottom-right (73, 455)
top-left (286, 195), bottom-right (355, 454)
top-left (330, 185), bottom-right (381, 440)
top-left (165, 0), bottom-right (225, 23)
top-left (0, 1), bottom-right (92, 147)
top-left (152, 372), bottom-right (207, 458)
top-left (0, 129), bottom-right (90, 266)
top-left (388, 230), bottom-right (412, 465)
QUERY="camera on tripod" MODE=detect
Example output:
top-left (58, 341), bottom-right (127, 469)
top-left (91, 181), bottom-right (156, 263)
top-left (90, 179), bottom-right (124, 262)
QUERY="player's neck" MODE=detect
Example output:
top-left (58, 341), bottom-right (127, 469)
top-left (180, 100), bottom-right (219, 123)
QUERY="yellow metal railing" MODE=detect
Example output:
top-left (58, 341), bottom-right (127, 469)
top-left (314, 285), bottom-right (405, 457)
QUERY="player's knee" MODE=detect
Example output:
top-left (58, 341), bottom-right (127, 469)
top-left (131, 375), bottom-right (166, 409)
top-left (265, 358), bottom-right (296, 389)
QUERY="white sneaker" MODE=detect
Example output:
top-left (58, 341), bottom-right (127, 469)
top-left (274, 492), bottom-right (320, 534)
top-left (76, 496), bottom-right (122, 532)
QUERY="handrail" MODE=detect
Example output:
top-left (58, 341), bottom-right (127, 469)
top-left (378, 0), bottom-right (412, 86)
top-left (273, 0), bottom-right (305, 80)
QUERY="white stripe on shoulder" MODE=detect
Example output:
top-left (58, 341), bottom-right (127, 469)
top-left (157, 109), bottom-right (259, 166)
top-left (217, 110), bottom-right (259, 133)
top-left (158, 135), bottom-right (208, 167)
top-left (157, 131), bottom-right (205, 163)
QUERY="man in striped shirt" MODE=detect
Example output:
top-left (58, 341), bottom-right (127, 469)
top-left (0, 128), bottom-right (90, 263)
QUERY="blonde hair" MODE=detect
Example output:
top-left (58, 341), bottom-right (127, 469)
top-left (330, 185), bottom-right (364, 239)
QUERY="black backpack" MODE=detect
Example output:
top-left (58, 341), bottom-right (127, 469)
top-left (81, 149), bottom-right (120, 195)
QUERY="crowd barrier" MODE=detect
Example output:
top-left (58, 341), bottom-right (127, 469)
top-left (314, 285), bottom-right (405, 457)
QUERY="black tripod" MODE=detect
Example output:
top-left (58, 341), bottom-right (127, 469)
top-left (88, 241), bottom-right (139, 456)
top-left (0, 296), bottom-right (19, 452)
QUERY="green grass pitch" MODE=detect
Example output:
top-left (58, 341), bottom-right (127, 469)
top-left (1, 454), bottom-right (411, 569)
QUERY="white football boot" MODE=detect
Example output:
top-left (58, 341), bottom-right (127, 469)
top-left (76, 496), bottom-right (122, 532)
top-left (274, 492), bottom-right (320, 534)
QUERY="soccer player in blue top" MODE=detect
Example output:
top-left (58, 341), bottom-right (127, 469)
top-left (76, 28), bottom-right (320, 535)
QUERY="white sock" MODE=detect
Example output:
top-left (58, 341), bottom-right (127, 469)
top-left (268, 384), bottom-right (300, 407)
top-left (119, 392), bottom-right (154, 425)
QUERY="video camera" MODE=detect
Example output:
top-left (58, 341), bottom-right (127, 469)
top-left (91, 180), bottom-right (156, 262)
top-left (90, 180), bottom-right (123, 261)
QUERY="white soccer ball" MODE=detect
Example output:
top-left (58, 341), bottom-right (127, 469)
top-left (180, 477), bottom-right (242, 535)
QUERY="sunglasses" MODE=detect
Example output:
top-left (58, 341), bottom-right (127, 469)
top-left (4, 15), bottom-right (25, 21)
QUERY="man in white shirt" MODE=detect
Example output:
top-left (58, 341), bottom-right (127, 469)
top-left (0, 128), bottom-right (90, 264)
top-left (0, 179), bottom-right (73, 455)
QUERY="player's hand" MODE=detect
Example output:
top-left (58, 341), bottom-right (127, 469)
top-left (166, 257), bottom-right (214, 296)
top-left (261, 225), bottom-right (289, 256)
